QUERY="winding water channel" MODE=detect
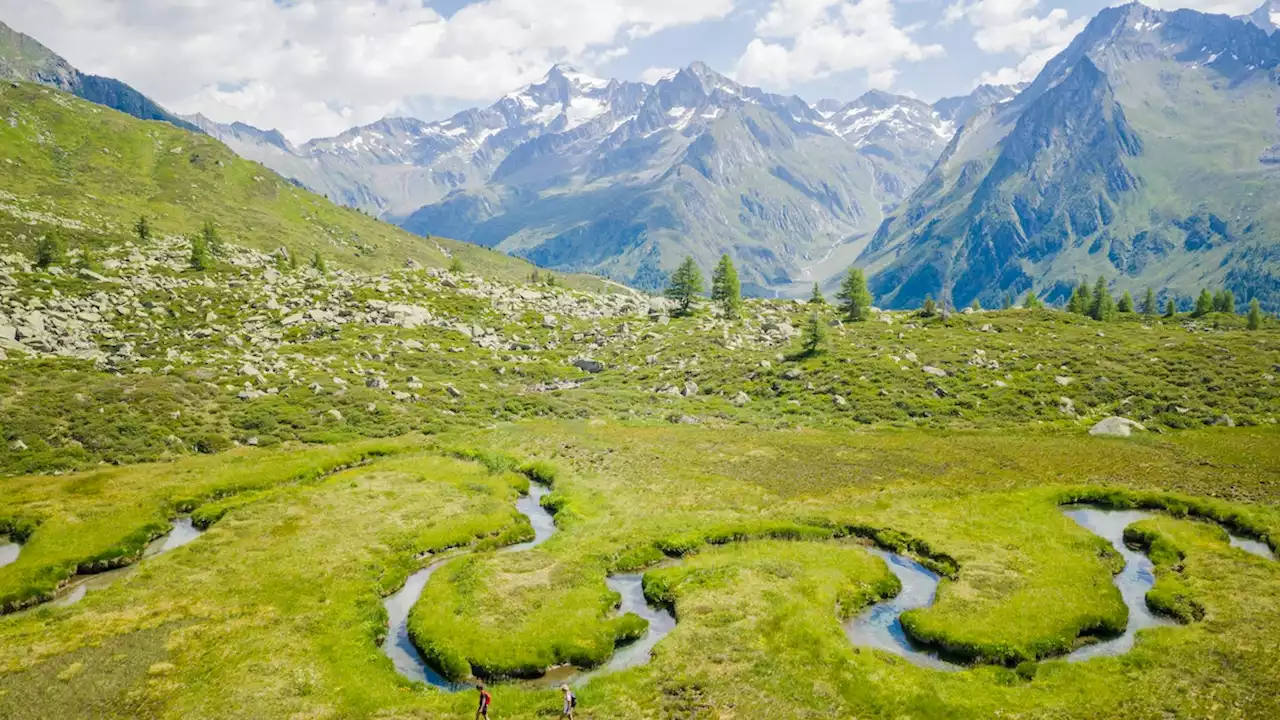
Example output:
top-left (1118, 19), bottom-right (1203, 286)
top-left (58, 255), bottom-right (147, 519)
top-left (0, 537), bottom-right (19, 569)
top-left (55, 518), bottom-right (204, 607)
top-left (381, 484), bottom-right (678, 690)
top-left (382, 495), bottom-right (1276, 685)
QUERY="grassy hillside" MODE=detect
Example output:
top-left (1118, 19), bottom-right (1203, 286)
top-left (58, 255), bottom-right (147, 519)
top-left (0, 81), bottom-right (609, 290)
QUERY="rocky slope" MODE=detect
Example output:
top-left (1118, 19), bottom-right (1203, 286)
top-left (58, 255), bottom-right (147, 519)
top-left (1239, 0), bottom-right (1279, 33)
top-left (862, 2), bottom-right (1280, 311)
top-left (0, 20), bottom-right (198, 133)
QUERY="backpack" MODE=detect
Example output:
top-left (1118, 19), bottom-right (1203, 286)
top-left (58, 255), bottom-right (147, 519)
top-left (570, 693), bottom-right (577, 708)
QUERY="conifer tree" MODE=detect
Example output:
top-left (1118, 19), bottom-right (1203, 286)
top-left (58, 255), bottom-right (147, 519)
top-left (809, 283), bottom-right (825, 305)
top-left (1165, 297), bottom-right (1176, 318)
top-left (922, 294), bottom-right (937, 317)
top-left (311, 250), bottom-right (327, 273)
top-left (665, 257), bottom-right (704, 316)
top-left (35, 233), bottom-right (63, 269)
top-left (1002, 294), bottom-right (1012, 310)
top-left (800, 313), bottom-right (827, 357)
top-left (135, 215), bottom-right (150, 242)
top-left (201, 220), bottom-right (222, 256)
top-left (1089, 276), bottom-right (1114, 321)
top-left (1023, 290), bottom-right (1040, 310)
top-left (1068, 278), bottom-right (1090, 314)
top-left (1247, 299), bottom-right (1263, 330)
top-left (1118, 290), bottom-right (1134, 314)
top-left (189, 235), bottom-right (209, 271)
top-left (836, 268), bottom-right (872, 322)
top-left (1142, 287), bottom-right (1157, 316)
top-left (1193, 289), bottom-right (1214, 317)
top-left (710, 254), bottom-right (742, 318)
top-left (1213, 289), bottom-right (1236, 314)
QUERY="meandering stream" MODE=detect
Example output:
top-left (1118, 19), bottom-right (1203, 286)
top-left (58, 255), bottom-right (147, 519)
top-left (0, 537), bottom-right (19, 569)
top-left (381, 484), bottom-right (678, 689)
top-left (56, 518), bottom-right (204, 607)
top-left (382, 495), bottom-right (1276, 685)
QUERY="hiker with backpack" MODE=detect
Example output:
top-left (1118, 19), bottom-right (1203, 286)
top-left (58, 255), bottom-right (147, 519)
top-left (560, 684), bottom-right (577, 718)
top-left (475, 683), bottom-right (492, 719)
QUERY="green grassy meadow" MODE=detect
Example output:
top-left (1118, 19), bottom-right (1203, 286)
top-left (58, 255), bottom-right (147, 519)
top-left (0, 424), bottom-right (1276, 719)
top-left (2, 77), bottom-right (1279, 719)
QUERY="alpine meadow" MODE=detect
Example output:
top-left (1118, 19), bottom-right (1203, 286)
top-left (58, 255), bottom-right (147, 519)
top-left (1, 3), bottom-right (1279, 720)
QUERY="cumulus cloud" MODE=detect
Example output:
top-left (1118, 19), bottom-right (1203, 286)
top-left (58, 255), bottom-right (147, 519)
top-left (0, 0), bottom-right (734, 143)
top-left (733, 0), bottom-right (943, 90)
top-left (944, 0), bottom-right (1086, 87)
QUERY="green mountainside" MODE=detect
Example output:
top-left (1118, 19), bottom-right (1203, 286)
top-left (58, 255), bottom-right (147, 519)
top-left (0, 20), bottom-right (199, 134)
top-left (862, 3), bottom-right (1280, 311)
top-left (0, 81), bottom-right (604, 287)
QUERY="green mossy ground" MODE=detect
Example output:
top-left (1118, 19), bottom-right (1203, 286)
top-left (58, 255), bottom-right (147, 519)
top-left (1, 425), bottom-right (1275, 718)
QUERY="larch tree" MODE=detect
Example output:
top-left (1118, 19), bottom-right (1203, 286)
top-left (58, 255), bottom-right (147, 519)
top-left (710, 254), bottom-right (742, 318)
top-left (836, 268), bottom-right (872, 322)
top-left (665, 256), bottom-right (705, 316)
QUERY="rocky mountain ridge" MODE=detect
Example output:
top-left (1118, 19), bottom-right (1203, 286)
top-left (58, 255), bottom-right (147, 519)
top-left (862, 2), bottom-right (1280, 311)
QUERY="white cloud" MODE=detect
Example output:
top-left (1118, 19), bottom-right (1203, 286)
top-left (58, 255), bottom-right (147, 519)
top-left (0, 0), bottom-right (734, 143)
top-left (734, 0), bottom-right (943, 90)
top-left (945, 0), bottom-right (1086, 86)
top-left (641, 67), bottom-right (678, 84)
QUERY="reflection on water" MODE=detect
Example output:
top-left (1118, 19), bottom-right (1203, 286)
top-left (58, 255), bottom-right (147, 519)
top-left (1062, 507), bottom-right (1174, 662)
top-left (0, 538), bottom-right (19, 569)
top-left (843, 547), bottom-right (959, 671)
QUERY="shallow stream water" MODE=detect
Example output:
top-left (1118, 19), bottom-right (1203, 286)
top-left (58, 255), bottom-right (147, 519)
top-left (382, 483), bottom-right (680, 689)
top-left (56, 518), bottom-right (204, 607)
top-left (0, 537), bottom-right (19, 569)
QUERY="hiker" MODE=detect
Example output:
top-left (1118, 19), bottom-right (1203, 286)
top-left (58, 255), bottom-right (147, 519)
top-left (560, 684), bottom-right (576, 719)
top-left (475, 683), bottom-right (492, 719)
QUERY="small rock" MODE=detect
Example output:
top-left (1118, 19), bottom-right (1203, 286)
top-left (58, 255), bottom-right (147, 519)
top-left (1214, 415), bottom-right (1235, 428)
top-left (327, 409), bottom-right (344, 421)
top-left (731, 391), bottom-right (751, 407)
top-left (683, 381), bottom-right (699, 397)
top-left (573, 358), bottom-right (605, 374)
top-left (922, 366), bottom-right (948, 378)
top-left (1055, 376), bottom-right (1073, 387)
top-left (833, 395), bottom-right (847, 407)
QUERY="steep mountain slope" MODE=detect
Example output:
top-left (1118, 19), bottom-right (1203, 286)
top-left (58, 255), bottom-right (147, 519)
top-left (1239, 0), bottom-right (1279, 33)
top-left (0, 81), bottom-right (605, 288)
top-left (863, 3), bottom-right (1280, 310)
top-left (182, 63), bottom-right (1012, 295)
top-left (398, 65), bottom-right (983, 294)
top-left (0, 20), bottom-right (198, 134)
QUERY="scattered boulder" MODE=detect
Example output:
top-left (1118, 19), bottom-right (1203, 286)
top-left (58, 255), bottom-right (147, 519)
top-left (731, 391), bottom-right (751, 407)
top-left (1089, 417), bottom-right (1146, 437)
top-left (1215, 415), bottom-right (1235, 428)
top-left (922, 366), bottom-right (948, 378)
top-left (573, 358), bottom-right (605, 374)
top-left (1055, 376), bottom-right (1073, 387)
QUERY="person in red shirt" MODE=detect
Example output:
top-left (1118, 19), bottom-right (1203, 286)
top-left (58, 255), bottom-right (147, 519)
top-left (475, 683), bottom-right (492, 719)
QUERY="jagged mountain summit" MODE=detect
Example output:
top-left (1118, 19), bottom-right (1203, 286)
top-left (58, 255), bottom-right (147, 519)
top-left (862, 2), bottom-right (1280, 311)
top-left (187, 63), bottom-right (1017, 294)
top-left (1239, 0), bottom-right (1279, 33)
top-left (0, 20), bottom-right (197, 133)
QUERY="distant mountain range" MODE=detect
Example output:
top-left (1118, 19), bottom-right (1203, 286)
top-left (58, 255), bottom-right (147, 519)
top-left (185, 63), bottom-right (1018, 294)
top-left (863, 2), bottom-right (1280, 310)
top-left (2, 2), bottom-right (1279, 307)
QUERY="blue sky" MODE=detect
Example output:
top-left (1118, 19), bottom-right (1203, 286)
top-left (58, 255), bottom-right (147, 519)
top-left (0, 0), bottom-right (1265, 142)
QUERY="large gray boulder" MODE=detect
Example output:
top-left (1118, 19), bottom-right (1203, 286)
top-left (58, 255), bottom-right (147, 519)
top-left (1089, 417), bottom-right (1146, 437)
top-left (573, 358), bottom-right (605, 374)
